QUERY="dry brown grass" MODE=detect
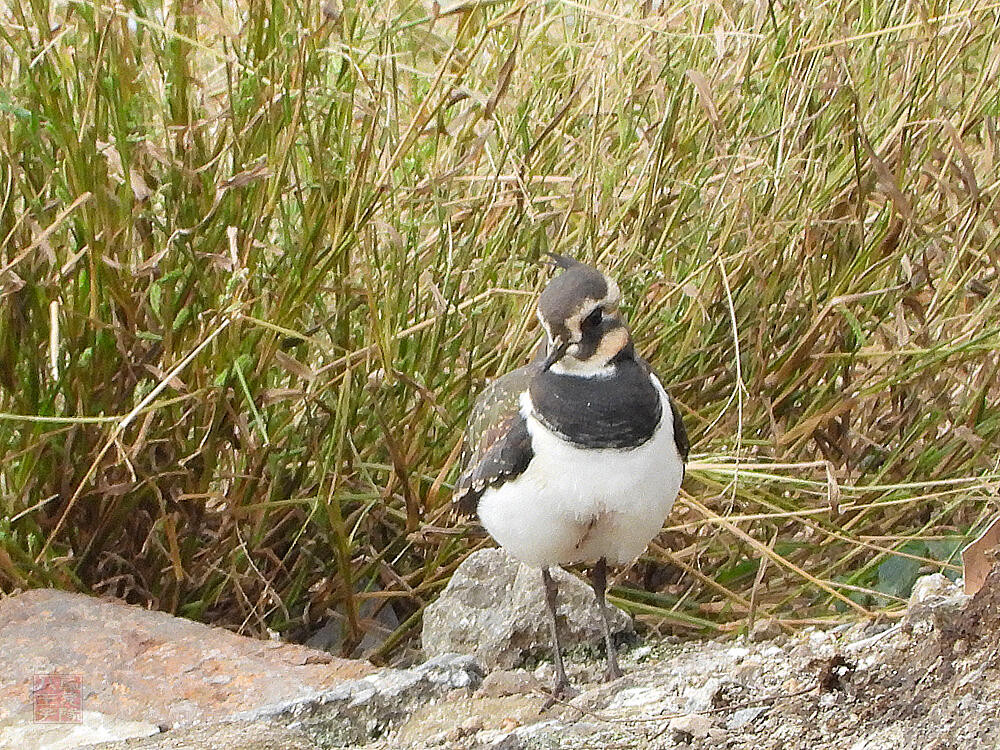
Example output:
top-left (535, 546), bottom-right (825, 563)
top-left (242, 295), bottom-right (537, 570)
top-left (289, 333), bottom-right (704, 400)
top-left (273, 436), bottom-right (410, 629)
top-left (1, 0), bottom-right (999, 659)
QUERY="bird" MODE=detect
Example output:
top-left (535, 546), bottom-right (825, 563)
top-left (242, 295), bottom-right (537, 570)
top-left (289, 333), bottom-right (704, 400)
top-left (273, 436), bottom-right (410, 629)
top-left (453, 255), bottom-right (689, 697)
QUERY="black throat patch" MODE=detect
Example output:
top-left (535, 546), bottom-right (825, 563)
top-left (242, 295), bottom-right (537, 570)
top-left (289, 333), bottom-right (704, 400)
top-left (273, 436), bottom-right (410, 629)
top-left (529, 358), bottom-right (663, 449)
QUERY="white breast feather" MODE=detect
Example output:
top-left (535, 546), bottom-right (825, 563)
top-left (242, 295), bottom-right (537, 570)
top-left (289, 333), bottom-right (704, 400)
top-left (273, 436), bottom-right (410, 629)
top-left (476, 374), bottom-right (684, 568)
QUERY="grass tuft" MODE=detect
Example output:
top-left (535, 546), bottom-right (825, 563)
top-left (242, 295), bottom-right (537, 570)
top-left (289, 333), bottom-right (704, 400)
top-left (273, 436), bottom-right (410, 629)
top-left (2, 0), bottom-right (1000, 659)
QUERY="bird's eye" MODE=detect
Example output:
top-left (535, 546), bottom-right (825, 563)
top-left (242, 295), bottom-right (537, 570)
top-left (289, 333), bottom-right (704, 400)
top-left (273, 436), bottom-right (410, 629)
top-left (583, 307), bottom-right (603, 328)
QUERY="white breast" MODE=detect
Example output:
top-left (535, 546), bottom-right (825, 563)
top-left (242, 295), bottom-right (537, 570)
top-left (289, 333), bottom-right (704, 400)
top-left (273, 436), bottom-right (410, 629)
top-left (476, 374), bottom-right (684, 568)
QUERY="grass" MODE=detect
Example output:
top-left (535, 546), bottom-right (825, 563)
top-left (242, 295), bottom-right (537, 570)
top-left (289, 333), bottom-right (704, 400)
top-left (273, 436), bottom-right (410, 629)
top-left (1, 0), bottom-right (1000, 660)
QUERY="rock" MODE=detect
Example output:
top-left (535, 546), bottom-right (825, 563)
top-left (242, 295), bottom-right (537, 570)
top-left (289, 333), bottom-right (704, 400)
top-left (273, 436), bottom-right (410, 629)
top-left (902, 574), bottom-right (971, 637)
top-left (607, 686), bottom-right (672, 710)
top-left (727, 645), bottom-right (751, 660)
top-left (684, 677), bottom-right (723, 712)
top-left (0, 590), bottom-right (371, 732)
top-left (727, 705), bottom-right (767, 730)
top-left (909, 573), bottom-right (963, 605)
top-left (421, 549), bottom-right (632, 669)
top-left (0, 590), bottom-right (484, 748)
top-left (511, 720), bottom-right (568, 749)
top-left (78, 720), bottom-right (319, 750)
top-left (844, 623), bottom-right (900, 655)
top-left (397, 693), bottom-right (545, 746)
top-left (263, 653), bottom-right (484, 745)
top-left (707, 726), bottom-right (729, 742)
top-left (460, 715), bottom-right (484, 733)
top-left (491, 734), bottom-right (529, 750)
top-left (0, 710), bottom-right (158, 750)
top-left (476, 670), bottom-right (543, 698)
top-left (669, 713), bottom-right (713, 739)
top-left (748, 618), bottom-right (782, 642)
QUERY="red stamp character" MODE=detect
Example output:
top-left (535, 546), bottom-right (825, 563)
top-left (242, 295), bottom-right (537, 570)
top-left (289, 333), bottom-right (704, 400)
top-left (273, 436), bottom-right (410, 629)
top-left (32, 674), bottom-right (82, 723)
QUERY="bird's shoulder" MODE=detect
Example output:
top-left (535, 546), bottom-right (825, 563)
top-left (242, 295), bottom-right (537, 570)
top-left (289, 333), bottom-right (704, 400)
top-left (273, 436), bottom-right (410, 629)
top-left (453, 363), bottom-right (539, 516)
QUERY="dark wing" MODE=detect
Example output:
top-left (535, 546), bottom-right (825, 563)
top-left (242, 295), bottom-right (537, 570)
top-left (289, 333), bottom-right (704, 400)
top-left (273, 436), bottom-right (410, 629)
top-left (453, 364), bottom-right (538, 516)
top-left (636, 353), bottom-right (689, 462)
top-left (669, 394), bottom-right (690, 461)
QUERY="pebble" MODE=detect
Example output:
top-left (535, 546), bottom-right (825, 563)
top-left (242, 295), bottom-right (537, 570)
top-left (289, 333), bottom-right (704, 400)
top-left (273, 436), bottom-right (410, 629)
top-left (909, 573), bottom-right (958, 605)
top-left (684, 677), bottom-right (723, 712)
top-left (476, 670), bottom-right (542, 699)
top-left (809, 629), bottom-right (831, 647)
top-left (727, 646), bottom-right (751, 661)
top-left (669, 713), bottom-right (714, 739)
top-left (631, 645), bottom-right (653, 660)
top-left (533, 663), bottom-right (554, 682)
top-left (748, 619), bottom-right (782, 642)
top-left (499, 717), bottom-right (520, 732)
top-left (708, 726), bottom-right (729, 742)
top-left (460, 716), bottom-right (484, 733)
top-left (727, 705), bottom-right (767, 729)
top-left (608, 686), bottom-right (671, 709)
top-left (819, 691), bottom-right (841, 707)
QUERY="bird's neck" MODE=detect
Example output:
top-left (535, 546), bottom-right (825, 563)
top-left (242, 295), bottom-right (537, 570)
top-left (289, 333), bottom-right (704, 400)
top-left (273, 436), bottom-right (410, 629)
top-left (547, 340), bottom-right (637, 378)
top-left (528, 357), bottom-right (662, 449)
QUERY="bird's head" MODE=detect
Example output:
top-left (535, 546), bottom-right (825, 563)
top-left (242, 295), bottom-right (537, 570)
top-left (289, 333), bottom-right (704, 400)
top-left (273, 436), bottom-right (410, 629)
top-left (537, 255), bottom-right (633, 376)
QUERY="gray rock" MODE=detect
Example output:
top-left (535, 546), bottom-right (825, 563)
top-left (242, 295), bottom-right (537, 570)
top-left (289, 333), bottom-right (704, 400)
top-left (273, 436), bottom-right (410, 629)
top-left (606, 686), bottom-right (673, 710)
top-left (0, 710), bottom-right (158, 750)
top-left (748, 618), bottom-right (782, 643)
top-left (908, 573), bottom-right (962, 605)
top-left (707, 726), bottom-right (729, 743)
top-left (727, 705), bottom-right (767, 730)
top-left (496, 719), bottom-right (568, 750)
top-left (476, 670), bottom-right (543, 698)
top-left (901, 573), bottom-right (971, 637)
top-left (669, 713), bottom-right (713, 739)
top-left (85, 720), bottom-right (319, 750)
top-left (421, 549), bottom-right (632, 669)
top-left (490, 735), bottom-right (529, 750)
top-left (684, 677), bottom-right (724, 712)
top-left (255, 653), bottom-right (484, 745)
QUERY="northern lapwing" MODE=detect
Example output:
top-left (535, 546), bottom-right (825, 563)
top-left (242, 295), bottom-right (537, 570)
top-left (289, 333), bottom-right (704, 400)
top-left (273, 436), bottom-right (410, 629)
top-left (453, 255), bottom-right (689, 696)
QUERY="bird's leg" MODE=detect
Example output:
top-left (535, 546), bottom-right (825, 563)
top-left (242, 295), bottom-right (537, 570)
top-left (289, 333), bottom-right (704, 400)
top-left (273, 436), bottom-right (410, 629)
top-left (541, 567), bottom-right (571, 698)
top-left (591, 557), bottom-right (623, 681)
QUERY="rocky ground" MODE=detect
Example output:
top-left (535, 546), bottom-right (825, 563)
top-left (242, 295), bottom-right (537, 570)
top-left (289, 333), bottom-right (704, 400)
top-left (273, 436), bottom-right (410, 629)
top-left (346, 569), bottom-right (1000, 750)
top-left (1, 552), bottom-right (998, 750)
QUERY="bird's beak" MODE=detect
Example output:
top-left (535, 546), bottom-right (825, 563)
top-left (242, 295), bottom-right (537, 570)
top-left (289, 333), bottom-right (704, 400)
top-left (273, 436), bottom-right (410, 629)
top-left (542, 339), bottom-right (570, 371)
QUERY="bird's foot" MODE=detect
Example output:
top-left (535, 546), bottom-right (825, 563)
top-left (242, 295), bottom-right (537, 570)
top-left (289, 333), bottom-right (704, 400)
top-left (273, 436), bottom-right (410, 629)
top-left (603, 662), bottom-right (623, 682)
